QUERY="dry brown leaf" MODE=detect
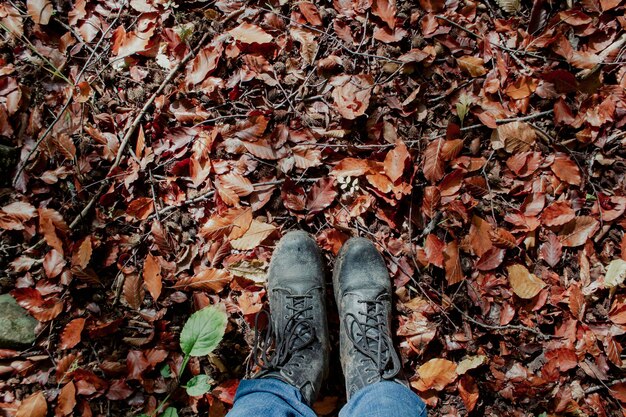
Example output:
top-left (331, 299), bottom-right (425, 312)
top-left (172, 268), bottom-right (232, 293)
top-left (124, 273), bottom-right (144, 310)
top-left (414, 358), bottom-right (457, 391)
top-left (71, 236), bottom-right (92, 269)
top-left (228, 23), bottom-right (273, 44)
top-left (143, 254), bottom-right (162, 301)
top-left (559, 216), bottom-right (599, 247)
top-left (331, 75), bottom-right (373, 120)
top-left (56, 381), bottom-right (76, 416)
top-left (384, 140), bottom-right (409, 182)
top-left (456, 56), bottom-right (487, 77)
top-left (551, 153), bottom-right (582, 186)
top-left (27, 0), bottom-right (52, 25)
top-left (443, 240), bottom-right (464, 285)
top-left (541, 201), bottom-right (576, 227)
top-left (495, 122), bottom-right (537, 153)
top-left (507, 264), bottom-right (546, 299)
top-left (17, 391), bottom-right (47, 417)
top-left (60, 318), bottom-right (86, 350)
top-left (423, 139), bottom-right (445, 183)
top-left (230, 220), bottom-right (276, 250)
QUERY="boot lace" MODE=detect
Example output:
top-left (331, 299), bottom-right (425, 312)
top-left (252, 294), bottom-right (315, 372)
top-left (346, 299), bottom-right (401, 380)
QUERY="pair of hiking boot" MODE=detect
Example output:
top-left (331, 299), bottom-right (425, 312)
top-left (250, 231), bottom-right (405, 405)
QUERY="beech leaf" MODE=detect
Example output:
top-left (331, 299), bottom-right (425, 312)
top-left (143, 254), bottom-right (162, 301)
top-left (507, 264), bottom-right (546, 299)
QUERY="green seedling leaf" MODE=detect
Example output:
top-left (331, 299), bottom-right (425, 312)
top-left (180, 304), bottom-right (228, 357)
top-left (162, 407), bottom-right (178, 417)
top-left (185, 374), bottom-right (212, 397)
top-left (160, 364), bottom-right (172, 378)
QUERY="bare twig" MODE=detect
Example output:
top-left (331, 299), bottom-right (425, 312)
top-left (495, 109), bottom-right (554, 124)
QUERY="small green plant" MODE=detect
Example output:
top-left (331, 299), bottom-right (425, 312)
top-left (456, 93), bottom-right (473, 127)
top-left (139, 304), bottom-right (228, 417)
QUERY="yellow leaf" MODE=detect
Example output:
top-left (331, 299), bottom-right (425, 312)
top-left (605, 259), bottom-right (626, 288)
top-left (413, 358), bottom-right (457, 391)
top-left (507, 264), bottom-right (546, 299)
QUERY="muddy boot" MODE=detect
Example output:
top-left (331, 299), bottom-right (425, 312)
top-left (251, 231), bottom-right (329, 406)
top-left (333, 237), bottom-right (405, 399)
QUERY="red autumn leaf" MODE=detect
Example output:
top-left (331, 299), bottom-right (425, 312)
top-left (539, 233), bottom-right (563, 268)
top-left (468, 216), bottom-right (494, 257)
top-left (299, 2), bottom-right (322, 26)
top-left (185, 45), bottom-right (222, 85)
top-left (123, 273), bottom-right (144, 310)
top-left (458, 375), bottom-right (479, 412)
top-left (126, 197), bottom-right (154, 220)
top-left (55, 381), bottom-right (76, 417)
top-left (610, 382), bottom-right (626, 403)
top-left (142, 254), bottom-right (162, 301)
top-left (16, 391), bottom-right (47, 417)
top-left (545, 348), bottom-right (578, 372)
top-left (551, 153), bottom-right (582, 186)
top-left (423, 139), bottom-right (445, 183)
top-left (306, 178), bottom-right (337, 214)
top-left (106, 379), bottom-right (133, 400)
top-left (541, 201), bottom-right (576, 227)
top-left (372, 0), bottom-right (397, 29)
top-left (60, 318), bottom-right (86, 350)
top-left (384, 140), bottom-right (409, 182)
top-left (476, 247), bottom-right (505, 271)
top-left (172, 268), bottom-right (232, 293)
top-left (421, 186), bottom-right (440, 218)
top-left (126, 350), bottom-right (150, 380)
top-left (424, 234), bottom-right (444, 268)
top-left (443, 240), bottom-right (463, 285)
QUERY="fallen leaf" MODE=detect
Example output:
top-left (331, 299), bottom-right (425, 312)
top-left (507, 264), bottom-right (546, 299)
top-left (443, 240), bottom-right (464, 285)
top-left (384, 140), bottom-right (409, 182)
top-left (414, 358), bottom-right (457, 391)
top-left (123, 273), bottom-right (144, 310)
top-left (228, 23), bottom-right (273, 44)
top-left (458, 375), bottom-right (479, 412)
top-left (551, 153), bottom-right (582, 186)
top-left (44, 249), bottom-right (66, 278)
top-left (27, 0), bottom-right (52, 25)
top-left (372, 0), bottom-right (397, 28)
top-left (56, 381), bottom-right (76, 416)
top-left (505, 76), bottom-right (538, 99)
top-left (60, 318), bottom-right (86, 350)
top-left (456, 56), bottom-right (487, 77)
top-left (172, 269), bottom-right (232, 293)
top-left (423, 139), bottom-right (445, 183)
top-left (605, 259), bottom-right (626, 288)
top-left (331, 75), bottom-right (374, 120)
top-left (71, 236), bottom-right (92, 269)
top-left (541, 201), bottom-right (576, 227)
top-left (559, 216), bottom-right (599, 247)
top-left (306, 178), bottom-right (337, 214)
top-left (299, 2), bottom-right (323, 26)
top-left (495, 122), bottom-right (537, 153)
top-left (230, 220), bottom-right (276, 250)
top-left (143, 254), bottom-right (162, 301)
top-left (539, 233), bottom-right (562, 268)
top-left (16, 391), bottom-right (47, 417)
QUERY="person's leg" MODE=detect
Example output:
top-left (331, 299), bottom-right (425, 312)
top-left (334, 237), bottom-right (427, 416)
top-left (226, 378), bottom-right (317, 417)
top-left (339, 381), bottom-right (428, 417)
top-left (227, 231), bottom-right (329, 417)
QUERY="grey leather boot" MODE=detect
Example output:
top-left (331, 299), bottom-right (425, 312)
top-left (251, 231), bottom-right (329, 406)
top-left (333, 237), bottom-right (405, 399)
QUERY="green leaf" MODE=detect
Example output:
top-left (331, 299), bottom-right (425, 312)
top-left (185, 374), bottom-right (212, 397)
top-left (162, 408), bottom-right (178, 417)
top-left (180, 304), bottom-right (228, 357)
top-left (160, 364), bottom-right (172, 378)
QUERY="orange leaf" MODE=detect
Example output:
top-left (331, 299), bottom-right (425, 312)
top-left (559, 216), bottom-right (599, 247)
top-left (123, 273), bottom-right (144, 310)
top-left (27, 0), bottom-right (52, 25)
top-left (539, 233), bottom-right (562, 268)
top-left (17, 391), bottom-right (47, 417)
top-left (414, 358), bottom-right (457, 391)
top-left (384, 140), bottom-right (409, 182)
top-left (332, 158), bottom-right (371, 178)
top-left (38, 208), bottom-right (68, 255)
top-left (422, 139), bottom-right (445, 183)
top-left (468, 216), bottom-right (494, 257)
top-left (292, 146), bottom-right (323, 169)
top-left (60, 318), bottom-right (86, 350)
top-left (219, 172), bottom-right (254, 197)
top-left (71, 236), bottom-right (92, 269)
top-left (372, 0), bottom-right (397, 29)
top-left (55, 381), bottom-right (76, 416)
top-left (172, 268), bottom-right (232, 293)
top-left (541, 201), bottom-right (575, 227)
top-left (228, 23), bottom-right (273, 44)
top-left (458, 375), bottom-right (479, 412)
top-left (126, 197), bottom-right (154, 220)
top-left (456, 56), bottom-right (487, 77)
top-left (443, 240), bottom-right (464, 285)
top-left (143, 254), bottom-right (162, 301)
top-left (299, 2), bottom-right (322, 26)
top-left (495, 122), bottom-right (537, 153)
top-left (424, 234), bottom-right (444, 268)
top-left (504, 76), bottom-right (538, 99)
top-left (230, 220), bottom-right (276, 250)
top-left (507, 264), bottom-right (546, 299)
top-left (331, 75), bottom-right (374, 120)
top-left (551, 153), bottom-right (581, 186)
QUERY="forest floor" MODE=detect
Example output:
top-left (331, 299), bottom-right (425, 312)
top-left (1, 0), bottom-right (626, 416)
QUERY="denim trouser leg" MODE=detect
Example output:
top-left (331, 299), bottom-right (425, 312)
top-left (339, 381), bottom-right (427, 417)
top-left (227, 378), bottom-right (427, 417)
top-left (226, 378), bottom-right (317, 417)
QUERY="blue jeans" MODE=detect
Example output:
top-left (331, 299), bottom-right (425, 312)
top-left (226, 378), bottom-right (427, 417)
